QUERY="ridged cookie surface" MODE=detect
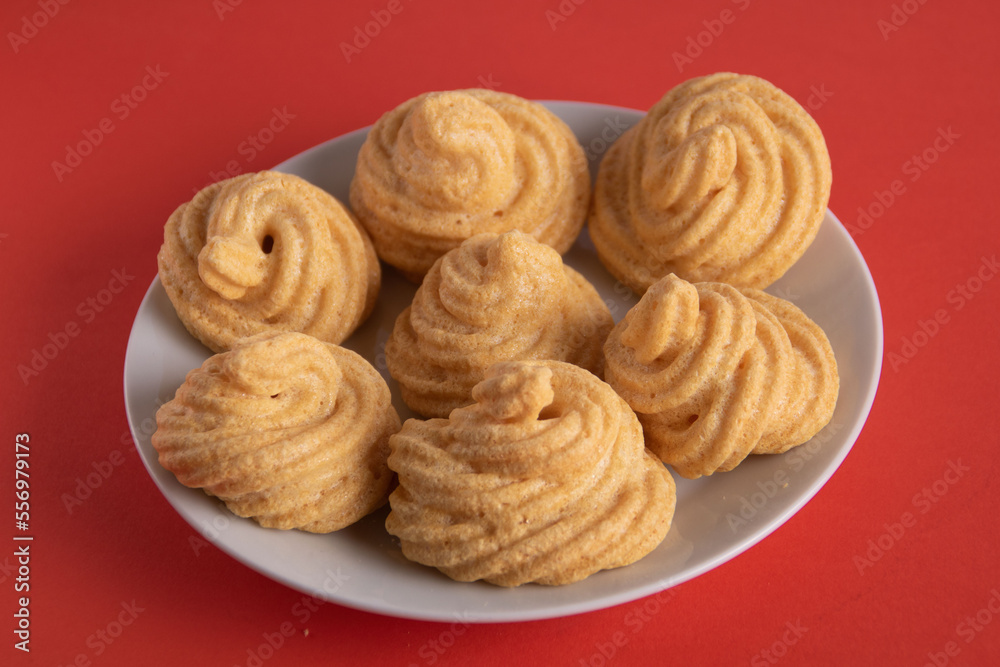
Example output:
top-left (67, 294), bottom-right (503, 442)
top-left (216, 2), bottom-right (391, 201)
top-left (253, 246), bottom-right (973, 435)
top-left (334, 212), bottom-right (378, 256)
top-left (590, 73), bottom-right (831, 292)
top-left (350, 89), bottom-right (590, 280)
top-left (386, 360), bottom-right (676, 586)
top-left (152, 332), bottom-right (400, 533)
top-left (158, 171), bottom-right (380, 352)
top-left (386, 231), bottom-right (613, 418)
top-left (604, 274), bottom-right (838, 479)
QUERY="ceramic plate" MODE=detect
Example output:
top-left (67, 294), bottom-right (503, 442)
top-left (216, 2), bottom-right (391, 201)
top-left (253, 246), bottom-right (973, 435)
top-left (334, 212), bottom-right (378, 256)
top-left (123, 102), bottom-right (882, 622)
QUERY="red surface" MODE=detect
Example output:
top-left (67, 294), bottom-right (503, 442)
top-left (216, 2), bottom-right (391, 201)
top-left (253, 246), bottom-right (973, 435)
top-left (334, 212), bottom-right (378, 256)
top-left (3, 0), bottom-right (999, 665)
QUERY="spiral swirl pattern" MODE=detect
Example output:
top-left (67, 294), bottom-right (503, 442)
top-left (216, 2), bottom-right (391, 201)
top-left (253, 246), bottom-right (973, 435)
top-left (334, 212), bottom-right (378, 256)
top-left (158, 171), bottom-right (380, 352)
top-left (590, 73), bottom-right (832, 292)
top-left (385, 360), bottom-right (676, 586)
top-left (152, 332), bottom-right (401, 533)
top-left (350, 89), bottom-right (590, 280)
top-left (386, 231), bottom-right (613, 418)
top-left (604, 274), bottom-right (838, 479)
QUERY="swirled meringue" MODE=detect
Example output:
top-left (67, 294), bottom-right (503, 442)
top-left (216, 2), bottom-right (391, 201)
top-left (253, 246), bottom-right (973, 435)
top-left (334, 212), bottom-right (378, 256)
top-left (350, 89), bottom-right (590, 280)
top-left (385, 230), bottom-right (613, 418)
top-left (158, 171), bottom-right (380, 352)
top-left (152, 332), bottom-right (400, 532)
top-left (604, 274), bottom-right (838, 479)
top-left (385, 360), bottom-right (676, 586)
top-left (590, 73), bottom-right (832, 292)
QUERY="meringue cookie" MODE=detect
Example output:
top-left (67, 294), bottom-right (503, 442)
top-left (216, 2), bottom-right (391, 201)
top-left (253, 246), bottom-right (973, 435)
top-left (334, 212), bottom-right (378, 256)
top-left (590, 73), bottom-right (832, 292)
top-left (603, 274), bottom-right (838, 479)
top-left (158, 170), bottom-right (380, 352)
top-left (385, 360), bottom-right (676, 586)
top-left (152, 332), bottom-right (400, 532)
top-left (350, 89), bottom-right (590, 280)
top-left (385, 230), bottom-right (613, 418)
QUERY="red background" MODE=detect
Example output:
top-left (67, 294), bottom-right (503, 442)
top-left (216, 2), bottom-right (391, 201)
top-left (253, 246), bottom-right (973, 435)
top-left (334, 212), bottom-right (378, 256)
top-left (3, 0), bottom-right (999, 665)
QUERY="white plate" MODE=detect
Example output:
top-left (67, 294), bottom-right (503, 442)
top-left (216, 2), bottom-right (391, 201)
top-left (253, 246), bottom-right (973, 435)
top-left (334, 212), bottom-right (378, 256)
top-left (123, 102), bottom-right (882, 623)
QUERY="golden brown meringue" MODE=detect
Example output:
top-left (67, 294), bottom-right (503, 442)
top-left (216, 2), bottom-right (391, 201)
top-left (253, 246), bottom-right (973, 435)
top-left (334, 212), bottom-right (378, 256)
top-left (590, 73), bottom-right (832, 292)
top-left (152, 332), bottom-right (400, 532)
top-left (158, 170), bottom-right (380, 352)
top-left (603, 274), bottom-right (838, 479)
top-left (385, 360), bottom-right (676, 586)
top-left (385, 230), bottom-right (613, 418)
top-left (350, 89), bottom-right (590, 280)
